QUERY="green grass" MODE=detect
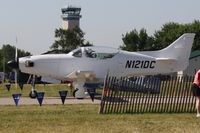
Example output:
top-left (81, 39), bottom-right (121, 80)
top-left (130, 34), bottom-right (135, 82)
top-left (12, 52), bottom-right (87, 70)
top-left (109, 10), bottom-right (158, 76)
top-left (0, 83), bottom-right (103, 97)
top-left (0, 104), bottom-right (200, 133)
top-left (0, 81), bottom-right (199, 132)
top-left (0, 84), bottom-right (72, 97)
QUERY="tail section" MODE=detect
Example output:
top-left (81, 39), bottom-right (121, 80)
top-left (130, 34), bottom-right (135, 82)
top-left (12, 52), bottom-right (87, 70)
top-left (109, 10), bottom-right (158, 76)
top-left (158, 33), bottom-right (195, 71)
top-left (160, 33), bottom-right (195, 59)
top-left (127, 33), bottom-right (195, 74)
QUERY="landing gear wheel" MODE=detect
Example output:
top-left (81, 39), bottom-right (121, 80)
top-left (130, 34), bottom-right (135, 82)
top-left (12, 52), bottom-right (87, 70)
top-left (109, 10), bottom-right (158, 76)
top-left (72, 87), bottom-right (85, 99)
top-left (29, 90), bottom-right (37, 99)
top-left (72, 88), bottom-right (79, 97)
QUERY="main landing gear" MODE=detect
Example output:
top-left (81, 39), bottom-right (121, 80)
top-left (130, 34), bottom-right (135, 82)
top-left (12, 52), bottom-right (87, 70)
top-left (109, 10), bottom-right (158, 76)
top-left (72, 83), bottom-right (86, 99)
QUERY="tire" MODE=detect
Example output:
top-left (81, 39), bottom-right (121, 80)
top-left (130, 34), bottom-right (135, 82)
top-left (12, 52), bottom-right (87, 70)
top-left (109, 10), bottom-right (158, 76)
top-left (29, 90), bottom-right (37, 99)
top-left (72, 88), bottom-right (79, 97)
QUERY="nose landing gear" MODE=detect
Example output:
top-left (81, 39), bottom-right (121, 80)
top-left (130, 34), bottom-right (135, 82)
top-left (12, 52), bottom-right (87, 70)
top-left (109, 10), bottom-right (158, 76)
top-left (29, 75), bottom-right (37, 99)
top-left (29, 90), bottom-right (37, 99)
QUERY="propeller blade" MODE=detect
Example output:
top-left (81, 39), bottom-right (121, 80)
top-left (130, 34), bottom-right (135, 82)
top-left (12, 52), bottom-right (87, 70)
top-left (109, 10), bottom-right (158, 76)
top-left (15, 47), bottom-right (18, 88)
top-left (15, 47), bottom-right (19, 67)
top-left (7, 47), bottom-right (19, 69)
top-left (15, 47), bottom-right (18, 61)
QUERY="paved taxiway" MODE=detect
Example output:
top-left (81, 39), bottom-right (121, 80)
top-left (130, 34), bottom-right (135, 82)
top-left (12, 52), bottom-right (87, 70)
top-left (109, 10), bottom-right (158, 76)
top-left (0, 97), bottom-right (101, 105)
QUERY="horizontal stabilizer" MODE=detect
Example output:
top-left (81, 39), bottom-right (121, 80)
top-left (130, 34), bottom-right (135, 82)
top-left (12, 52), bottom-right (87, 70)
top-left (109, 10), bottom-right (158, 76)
top-left (156, 58), bottom-right (177, 62)
top-left (155, 58), bottom-right (177, 67)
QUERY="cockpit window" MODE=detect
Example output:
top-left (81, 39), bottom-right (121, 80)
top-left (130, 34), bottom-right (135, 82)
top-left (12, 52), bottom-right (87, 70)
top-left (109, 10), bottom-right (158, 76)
top-left (96, 53), bottom-right (116, 59)
top-left (72, 48), bottom-right (82, 57)
top-left (85, 47), bottom-right (118, 59)
top-left (85, 48), bottom-right (97, 58)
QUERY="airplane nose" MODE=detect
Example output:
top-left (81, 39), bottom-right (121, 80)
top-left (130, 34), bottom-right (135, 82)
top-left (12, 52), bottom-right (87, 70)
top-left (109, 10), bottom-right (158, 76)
top-left (7, 60), bottom-right (19, 69)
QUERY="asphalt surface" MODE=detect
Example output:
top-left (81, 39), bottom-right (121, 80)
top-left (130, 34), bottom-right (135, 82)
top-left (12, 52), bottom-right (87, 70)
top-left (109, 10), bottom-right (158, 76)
top-left (0, 97), bottom-right (101, 106)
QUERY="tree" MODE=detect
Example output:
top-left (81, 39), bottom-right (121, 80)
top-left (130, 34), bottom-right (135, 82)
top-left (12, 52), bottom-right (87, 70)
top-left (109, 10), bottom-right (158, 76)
top-left (184, 20), bottom-right (200, 51)
top-left (120, 28), bottom-right (154, 51)
top-left (154, 20), bottom-right (200, 51)
top-left (0, 44), bottom-right (31, 73)
top-left (120, 20), bottom-right (200, 52)
top-left (51, 27), bottom-right (92, 53)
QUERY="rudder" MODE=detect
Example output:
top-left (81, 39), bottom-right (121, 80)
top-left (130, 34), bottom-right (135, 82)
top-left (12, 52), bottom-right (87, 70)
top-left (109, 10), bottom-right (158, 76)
top-left (159, 33), bottom-right (195, 71)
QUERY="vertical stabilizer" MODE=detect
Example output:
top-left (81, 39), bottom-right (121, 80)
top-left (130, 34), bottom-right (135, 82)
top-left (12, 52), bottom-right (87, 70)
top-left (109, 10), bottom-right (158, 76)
top-left (158, 33), bottom-right (195, 71)
top-left (160, 33), bottom-right (195, 59)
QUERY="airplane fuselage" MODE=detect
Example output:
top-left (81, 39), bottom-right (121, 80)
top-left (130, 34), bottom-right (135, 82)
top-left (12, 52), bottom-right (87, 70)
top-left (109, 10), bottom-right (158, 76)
top-left (17, 33), bottom-right (195, 84)
top-left (8, 33), bottom-right (195, 98)
top-left (19, 49), bottom-right (176, 82)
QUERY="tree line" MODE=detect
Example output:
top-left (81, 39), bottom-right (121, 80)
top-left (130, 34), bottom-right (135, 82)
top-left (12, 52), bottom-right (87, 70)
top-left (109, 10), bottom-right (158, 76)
top-left (120, 20), bottom-right (200, 52)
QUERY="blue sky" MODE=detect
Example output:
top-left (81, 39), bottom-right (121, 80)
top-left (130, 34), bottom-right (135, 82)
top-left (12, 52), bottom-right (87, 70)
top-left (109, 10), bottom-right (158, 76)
top-left (0, 0), bottom-right (199, 54)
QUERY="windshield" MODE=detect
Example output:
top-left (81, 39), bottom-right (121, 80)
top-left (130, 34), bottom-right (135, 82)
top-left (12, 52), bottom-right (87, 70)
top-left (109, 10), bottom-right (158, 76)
top-left (72, 48), bottom-right (82, 57)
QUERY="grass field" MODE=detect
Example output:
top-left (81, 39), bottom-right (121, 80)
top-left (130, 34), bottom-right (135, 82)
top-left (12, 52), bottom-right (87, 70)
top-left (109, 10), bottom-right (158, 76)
top-left (0, 83), bottom-right (71, 97)
top-left (0, 83), bottom-right (199, 133)
top-left (0, 104), bottom-right (200, 133)
top-left (0, 83), bottom-right (102, 98)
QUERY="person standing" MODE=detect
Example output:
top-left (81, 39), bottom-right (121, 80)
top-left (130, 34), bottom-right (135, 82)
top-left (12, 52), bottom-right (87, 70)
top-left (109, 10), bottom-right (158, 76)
top-left (192, 69), bottom-right (200, 117)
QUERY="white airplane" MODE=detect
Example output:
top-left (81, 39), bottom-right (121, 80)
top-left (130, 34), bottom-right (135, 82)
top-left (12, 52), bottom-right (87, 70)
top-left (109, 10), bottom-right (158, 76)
top-left (7, 33), bottom-right (195, 99)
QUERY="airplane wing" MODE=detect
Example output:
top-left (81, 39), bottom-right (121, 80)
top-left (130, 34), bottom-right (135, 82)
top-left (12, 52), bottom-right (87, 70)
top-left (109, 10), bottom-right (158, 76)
top-left (41, 76), bottom-right (61, 84)
top-left (65, 70), bottom-right (96, 83)
top-left (66, 70), bottom-right (98, 99)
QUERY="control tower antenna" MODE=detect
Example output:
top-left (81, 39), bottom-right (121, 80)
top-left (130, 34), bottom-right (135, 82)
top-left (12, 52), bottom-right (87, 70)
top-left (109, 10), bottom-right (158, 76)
top-left (61, 6), bottom-right (82, 30)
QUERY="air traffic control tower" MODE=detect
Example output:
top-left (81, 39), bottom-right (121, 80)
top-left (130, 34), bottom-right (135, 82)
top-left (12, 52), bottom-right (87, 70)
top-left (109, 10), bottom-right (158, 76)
top-left (61, 6), bottom-right (82, 30)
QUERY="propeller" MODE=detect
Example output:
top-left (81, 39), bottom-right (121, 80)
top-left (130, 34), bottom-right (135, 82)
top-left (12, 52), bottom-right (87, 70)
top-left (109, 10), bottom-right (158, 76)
top-left (7, 47), bottom-right (19, 88)
top-left (7, 46), bottom-right (36, 98)
top-left (7, 47), bottom-right (19, 69)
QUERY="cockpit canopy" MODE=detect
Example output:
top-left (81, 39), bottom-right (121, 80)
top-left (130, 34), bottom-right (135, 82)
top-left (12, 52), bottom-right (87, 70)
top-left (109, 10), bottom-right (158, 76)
top-left (69, 46), bottom-right (119, 59)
